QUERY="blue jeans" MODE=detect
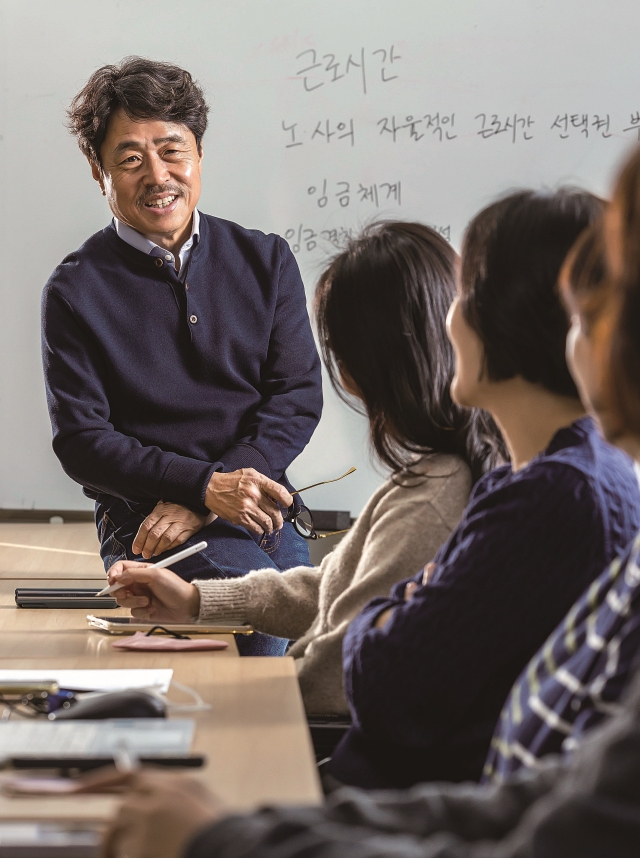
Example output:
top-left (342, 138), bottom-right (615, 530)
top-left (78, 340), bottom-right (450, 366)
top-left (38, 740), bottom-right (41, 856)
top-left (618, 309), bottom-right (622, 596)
top-left (94, 495), bottom-right (311, 656)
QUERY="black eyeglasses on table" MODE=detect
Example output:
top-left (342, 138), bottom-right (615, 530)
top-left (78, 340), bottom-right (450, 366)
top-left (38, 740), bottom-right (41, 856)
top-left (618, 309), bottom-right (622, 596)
top-left (285, 467), bottom-right (356, 540)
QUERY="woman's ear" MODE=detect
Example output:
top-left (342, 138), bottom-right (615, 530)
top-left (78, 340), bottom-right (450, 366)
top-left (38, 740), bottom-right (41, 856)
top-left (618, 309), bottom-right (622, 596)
top-left (447, 296), bottom-right (487, 407)
top-left (565, 314), bottom-right (593, 410)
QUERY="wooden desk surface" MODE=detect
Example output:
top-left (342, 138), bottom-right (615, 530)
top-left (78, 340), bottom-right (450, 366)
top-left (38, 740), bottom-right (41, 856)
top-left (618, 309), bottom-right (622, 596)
top-left (0, 527), bottom-right (322, 818)
top-left (0, 523), bottom-right (104, 578)
top-left (0, 656), bottom-right (319, 820)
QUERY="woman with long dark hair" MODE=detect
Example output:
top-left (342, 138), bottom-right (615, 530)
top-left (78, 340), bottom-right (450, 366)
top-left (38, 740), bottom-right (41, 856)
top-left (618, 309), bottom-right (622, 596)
top-left (316, 221), bottom-right (502, 483)
top-left (103, 221), bottom-right (503, 716)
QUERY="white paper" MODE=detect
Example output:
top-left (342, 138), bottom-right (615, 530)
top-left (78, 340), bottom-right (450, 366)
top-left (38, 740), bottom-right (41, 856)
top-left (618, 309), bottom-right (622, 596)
top-left (0, 669), bottom-right (173, 693)
top-left (0, 719), bottom-right (194, 758)
top-left (0, 823), bottom-right (99, 848)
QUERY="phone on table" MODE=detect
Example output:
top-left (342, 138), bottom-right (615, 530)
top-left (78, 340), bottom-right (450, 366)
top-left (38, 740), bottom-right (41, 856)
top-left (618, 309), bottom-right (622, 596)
top-left (86, 615), bottom-right (254, 634)
top-left (15, 589), bottom-right (118, 609)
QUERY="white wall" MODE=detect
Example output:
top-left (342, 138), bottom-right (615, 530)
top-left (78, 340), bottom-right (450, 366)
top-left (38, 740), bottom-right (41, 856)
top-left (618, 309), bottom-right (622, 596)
top-left (1, 0), bottom-right (639, 515)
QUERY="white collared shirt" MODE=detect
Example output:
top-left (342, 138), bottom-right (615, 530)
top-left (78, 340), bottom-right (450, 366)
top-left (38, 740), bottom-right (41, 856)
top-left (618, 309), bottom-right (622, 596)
top-left (114, 209), bottom-right (200, 282)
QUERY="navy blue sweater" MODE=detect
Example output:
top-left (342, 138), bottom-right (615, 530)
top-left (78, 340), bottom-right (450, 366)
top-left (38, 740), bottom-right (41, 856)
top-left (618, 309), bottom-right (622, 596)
top-left (41, 215), bottom-right (322, 514)
top-left (330, 417), bottom-right (640, 789)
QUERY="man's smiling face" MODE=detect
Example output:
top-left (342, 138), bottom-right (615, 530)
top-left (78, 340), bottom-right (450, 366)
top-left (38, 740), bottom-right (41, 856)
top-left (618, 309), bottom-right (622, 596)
top-left (91, 108), bottom-right (203, 248)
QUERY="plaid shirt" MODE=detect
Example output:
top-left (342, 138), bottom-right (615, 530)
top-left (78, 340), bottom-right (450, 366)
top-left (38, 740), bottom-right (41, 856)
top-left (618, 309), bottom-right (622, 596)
top-left (484, 528), bottom-right (640, 783)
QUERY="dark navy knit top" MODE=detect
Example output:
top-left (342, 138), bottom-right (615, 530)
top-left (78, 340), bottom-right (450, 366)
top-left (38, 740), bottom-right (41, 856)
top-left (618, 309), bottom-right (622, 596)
top-left (330, 417), bottom-right (640, 789)
top-left (41, 214), bottom-right (323, 514)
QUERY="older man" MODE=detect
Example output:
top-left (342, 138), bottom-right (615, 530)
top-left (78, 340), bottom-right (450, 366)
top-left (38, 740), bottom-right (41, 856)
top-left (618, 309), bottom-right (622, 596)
top-left (41, 57), bottom-right (322, 655)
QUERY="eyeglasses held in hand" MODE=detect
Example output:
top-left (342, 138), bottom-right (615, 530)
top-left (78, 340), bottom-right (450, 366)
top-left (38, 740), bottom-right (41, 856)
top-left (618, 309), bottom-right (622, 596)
top-left (285, 467), bottom-right (356, 540)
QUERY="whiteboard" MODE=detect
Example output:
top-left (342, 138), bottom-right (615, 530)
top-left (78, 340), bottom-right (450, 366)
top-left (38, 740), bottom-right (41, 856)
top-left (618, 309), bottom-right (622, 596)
top-left (1, 0), bottom-right (639, 516)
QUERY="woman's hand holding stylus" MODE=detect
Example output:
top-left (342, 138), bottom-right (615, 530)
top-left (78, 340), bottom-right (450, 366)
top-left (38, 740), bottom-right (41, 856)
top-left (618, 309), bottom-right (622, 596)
top-left (106, 561), bottom-right (201, 623)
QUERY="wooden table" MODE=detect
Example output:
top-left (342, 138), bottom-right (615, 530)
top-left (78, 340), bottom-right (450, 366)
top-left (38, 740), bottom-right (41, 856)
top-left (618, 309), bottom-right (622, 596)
top-left (0, 525), bottom-right (322, 820)
top-left (0, 655), bottom-right (319, 821)
top-left (0, 523), bottom-right (104, 578)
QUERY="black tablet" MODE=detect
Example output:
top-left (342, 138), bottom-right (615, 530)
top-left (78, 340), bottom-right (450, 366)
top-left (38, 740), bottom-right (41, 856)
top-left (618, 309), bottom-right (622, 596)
top-left (14, 589), bottom-right (118, 609)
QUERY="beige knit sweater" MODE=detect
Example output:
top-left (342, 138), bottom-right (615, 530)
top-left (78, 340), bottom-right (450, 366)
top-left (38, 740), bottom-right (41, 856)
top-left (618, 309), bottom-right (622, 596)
top-left (194, 453), bottom-right (471, 715)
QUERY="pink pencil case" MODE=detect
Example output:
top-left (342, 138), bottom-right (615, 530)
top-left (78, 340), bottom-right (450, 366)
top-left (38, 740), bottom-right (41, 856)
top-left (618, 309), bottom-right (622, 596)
top-left (112, 632), bottom-right (228, 652)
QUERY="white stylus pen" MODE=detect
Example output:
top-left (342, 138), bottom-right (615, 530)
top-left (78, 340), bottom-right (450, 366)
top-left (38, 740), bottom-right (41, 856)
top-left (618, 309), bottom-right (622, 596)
top-left (96, 540), bottom-right (208, 597)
